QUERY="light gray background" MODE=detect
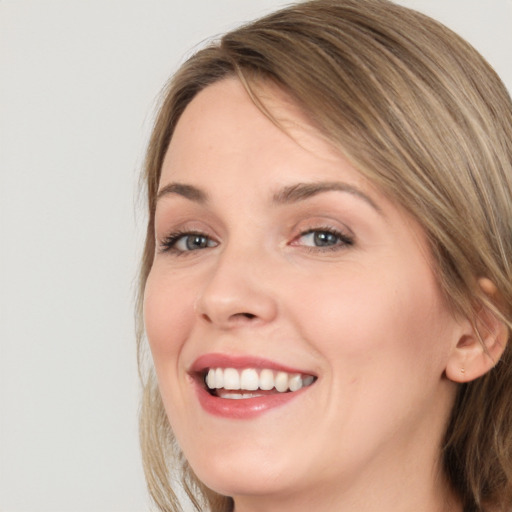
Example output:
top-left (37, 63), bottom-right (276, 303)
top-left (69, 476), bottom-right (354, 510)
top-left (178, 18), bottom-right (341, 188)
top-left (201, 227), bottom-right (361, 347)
top-left (1, 1), bottom-right (511, 511)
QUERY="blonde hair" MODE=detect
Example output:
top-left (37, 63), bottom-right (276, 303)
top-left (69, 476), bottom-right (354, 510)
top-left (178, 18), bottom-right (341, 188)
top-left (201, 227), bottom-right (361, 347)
top-left (137, 1), bottom-right (512, 510)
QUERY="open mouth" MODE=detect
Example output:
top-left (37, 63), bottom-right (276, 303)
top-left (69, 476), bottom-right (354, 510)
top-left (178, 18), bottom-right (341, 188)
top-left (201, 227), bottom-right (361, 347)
top-left (203, 367), bottom-right (316, 399)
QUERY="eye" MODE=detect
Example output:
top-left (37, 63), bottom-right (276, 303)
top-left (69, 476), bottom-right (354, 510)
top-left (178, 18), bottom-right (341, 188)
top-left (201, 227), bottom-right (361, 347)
top-left (292, 228), bottom-right (354, 250)
top-left (160, 231), bottom-right (218, 254)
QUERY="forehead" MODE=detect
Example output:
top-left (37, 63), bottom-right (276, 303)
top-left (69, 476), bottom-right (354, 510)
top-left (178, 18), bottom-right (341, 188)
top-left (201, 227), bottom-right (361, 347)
top-left (161, 79), bottom-right (406, 214)
top-left (162, 79), bottom-right (407, 218)
top-left (163, 78), bottom-right (351, 172)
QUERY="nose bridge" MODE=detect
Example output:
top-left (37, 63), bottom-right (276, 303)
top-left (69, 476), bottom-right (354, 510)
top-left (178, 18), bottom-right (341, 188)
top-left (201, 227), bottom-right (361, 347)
top-left (195, 238), bottom-right (278, 327)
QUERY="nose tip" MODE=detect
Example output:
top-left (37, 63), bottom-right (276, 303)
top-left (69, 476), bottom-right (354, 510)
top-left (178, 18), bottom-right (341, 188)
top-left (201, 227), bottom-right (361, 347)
top-left (195, 268), bottom-right (278, 329)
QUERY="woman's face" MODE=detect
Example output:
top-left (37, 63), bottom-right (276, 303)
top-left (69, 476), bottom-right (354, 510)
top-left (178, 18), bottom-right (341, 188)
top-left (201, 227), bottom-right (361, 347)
top-left (144, 78), bottom-right (463, 507)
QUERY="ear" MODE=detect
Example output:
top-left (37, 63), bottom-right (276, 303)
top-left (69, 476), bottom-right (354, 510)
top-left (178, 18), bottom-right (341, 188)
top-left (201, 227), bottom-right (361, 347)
top-left (446, 278), bottom-right (508, 383)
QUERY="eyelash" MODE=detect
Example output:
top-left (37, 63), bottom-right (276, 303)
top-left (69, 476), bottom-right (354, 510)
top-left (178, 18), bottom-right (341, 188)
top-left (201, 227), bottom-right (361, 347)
top-left (158, 227), bottom-right (354, 255)
top-left (292, 227), bottom-right (354, 252)
top-left (159, 230), bottom-right (217, 255)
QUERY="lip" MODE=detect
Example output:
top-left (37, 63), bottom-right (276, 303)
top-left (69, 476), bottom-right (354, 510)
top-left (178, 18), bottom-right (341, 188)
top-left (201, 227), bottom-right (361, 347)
top-left (190, 353), bottom-right (312, 374)
top-left (189, 353), bottom-right (316, 419)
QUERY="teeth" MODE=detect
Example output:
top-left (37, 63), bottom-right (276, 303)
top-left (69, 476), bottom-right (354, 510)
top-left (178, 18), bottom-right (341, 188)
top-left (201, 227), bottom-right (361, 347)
top-left (223, 368), bottom-right (240, 390)
top-left (214, 368), bottom-right (223, 389)
top-left (240, 369), bottom-right (259, 391)
top-left (219, 391), bottom-right (263, 400)
top-left (205, 368), bottom-right (315, 394)
top-left (289, 374), bottom-right (303, 392)
top-left (259, 369), bottom-right (274, 390)
top-left (303, 375), bottom-right (314, 387)
top-left (275, 371), bottom-right (289, 392)
top-left (206, 370), bottom-right (216, 389)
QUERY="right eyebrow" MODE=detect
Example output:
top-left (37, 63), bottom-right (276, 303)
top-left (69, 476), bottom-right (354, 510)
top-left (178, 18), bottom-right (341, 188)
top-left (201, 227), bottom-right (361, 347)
top-left (156, 183), bottom-right (208, 203)
top-left (272, 181), bottom-right (382, 214)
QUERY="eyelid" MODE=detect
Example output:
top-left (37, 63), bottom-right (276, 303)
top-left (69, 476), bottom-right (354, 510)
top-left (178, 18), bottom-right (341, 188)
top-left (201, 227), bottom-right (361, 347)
top-left (158, 229), bottom-right (218, 255)
top-left (289, 225), bottom-right (355, 251)
top-left (289, 216), bottom-right (354, 241)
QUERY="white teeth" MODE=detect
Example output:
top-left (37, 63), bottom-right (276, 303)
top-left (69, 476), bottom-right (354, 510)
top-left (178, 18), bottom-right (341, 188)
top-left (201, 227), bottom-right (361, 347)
top-left (259, 369), bottom-right (274, 390)
top-left (222, 392), bottom-right (246, 400)
top-left (289, 374), bottom-right (303, 392)
top-left (223, 368), bottom-right (240, 390)
top-left (275, 371), bottom-right (289, 392)
top-left (240, 369), bottom-right (259, 390)
top-left (204, 367), bottom-right (315, 394)
top-left (215, 368), bottom-right (224, 389)
top-left (219, 391), bottom-right (263, 400)
top-left (206, 369), bottom-right (215, 389)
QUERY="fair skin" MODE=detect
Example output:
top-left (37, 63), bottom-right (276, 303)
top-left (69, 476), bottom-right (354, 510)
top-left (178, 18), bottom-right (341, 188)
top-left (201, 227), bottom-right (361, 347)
top-left (144, 78), bottom-right (475, 512)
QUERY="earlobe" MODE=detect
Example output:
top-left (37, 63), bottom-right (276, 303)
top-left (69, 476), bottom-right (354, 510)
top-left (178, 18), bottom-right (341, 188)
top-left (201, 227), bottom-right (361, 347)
top-left (446, 278), bottom-right (509, 384)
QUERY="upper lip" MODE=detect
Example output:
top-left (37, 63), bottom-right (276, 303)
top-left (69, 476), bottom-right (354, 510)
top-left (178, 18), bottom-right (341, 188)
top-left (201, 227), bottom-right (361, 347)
top-left (190, 353), bottom-right (316, 377)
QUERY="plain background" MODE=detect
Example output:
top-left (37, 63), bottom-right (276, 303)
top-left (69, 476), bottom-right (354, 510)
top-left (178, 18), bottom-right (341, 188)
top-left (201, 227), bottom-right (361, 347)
top-left (1, 1), bottom-right (511, 511)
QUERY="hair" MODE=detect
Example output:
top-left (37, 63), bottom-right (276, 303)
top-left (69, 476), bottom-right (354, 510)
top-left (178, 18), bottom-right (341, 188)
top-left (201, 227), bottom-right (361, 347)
top-left (136, 0), bottom-right (512, 510)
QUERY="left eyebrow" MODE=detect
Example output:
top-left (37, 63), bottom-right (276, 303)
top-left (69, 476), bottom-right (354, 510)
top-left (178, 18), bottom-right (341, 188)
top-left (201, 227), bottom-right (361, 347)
top-left (272, 181), bottom-right (382, 214)
top-left (156, 182), bottom-right (208, 203)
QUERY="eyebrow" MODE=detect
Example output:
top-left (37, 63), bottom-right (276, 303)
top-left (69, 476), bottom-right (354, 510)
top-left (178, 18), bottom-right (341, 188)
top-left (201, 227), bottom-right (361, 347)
top-left (156, 180), bottom-right (381, 213)
top-left (272, 181), bottom-right (382, 213)
top-left (156, 183), bottom-right (208, 203)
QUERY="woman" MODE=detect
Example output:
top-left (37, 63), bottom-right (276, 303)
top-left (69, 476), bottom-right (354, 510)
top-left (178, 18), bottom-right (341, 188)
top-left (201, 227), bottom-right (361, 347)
top-left (137, 0), bottom-right (512, 510)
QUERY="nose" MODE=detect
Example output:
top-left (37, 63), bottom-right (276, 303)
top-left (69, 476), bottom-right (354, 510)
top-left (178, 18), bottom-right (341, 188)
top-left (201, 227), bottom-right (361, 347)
top-left (194, 246), bottom-right (278, 329)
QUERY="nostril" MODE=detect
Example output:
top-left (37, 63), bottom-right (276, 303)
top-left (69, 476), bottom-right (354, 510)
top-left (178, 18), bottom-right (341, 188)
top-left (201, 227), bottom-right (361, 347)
top-left (200, 312), bottom-right (256, 323)
top-left (236, 312), bottom-right (256, 320)
top-left (201, 313), bottom-right (213, 323)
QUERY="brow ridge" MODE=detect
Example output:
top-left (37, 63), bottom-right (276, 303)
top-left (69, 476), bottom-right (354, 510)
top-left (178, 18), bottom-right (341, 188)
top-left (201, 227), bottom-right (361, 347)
top-left (272, 181), bottom-right (381, 212)
top-left (156, 183), bottom-right (208, 203)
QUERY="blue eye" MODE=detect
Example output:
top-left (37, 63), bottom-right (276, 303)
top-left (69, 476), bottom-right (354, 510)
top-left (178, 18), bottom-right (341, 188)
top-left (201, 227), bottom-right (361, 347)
top-left (296, 229), bottom-right (353, 249)
top-left (160, 231), bottom-right (217, 253)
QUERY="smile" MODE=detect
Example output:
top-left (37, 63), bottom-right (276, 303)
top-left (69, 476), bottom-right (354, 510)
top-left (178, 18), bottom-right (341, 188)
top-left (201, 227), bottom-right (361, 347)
top-left (191, 354), bottom-right (317, 418)
top-left (205, 367), bottom-right (316, 398)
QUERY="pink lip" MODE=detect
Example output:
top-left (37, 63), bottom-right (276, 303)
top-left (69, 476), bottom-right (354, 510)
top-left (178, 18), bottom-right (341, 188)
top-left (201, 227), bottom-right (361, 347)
top-left (189, 353), bottom-right (316, 420)
top-left (190, 353), bottom-right (309, 374)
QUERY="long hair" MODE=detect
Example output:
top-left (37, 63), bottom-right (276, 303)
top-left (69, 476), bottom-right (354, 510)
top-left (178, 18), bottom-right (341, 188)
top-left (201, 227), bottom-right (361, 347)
top-left (137, 1), bottom-right (512, 510)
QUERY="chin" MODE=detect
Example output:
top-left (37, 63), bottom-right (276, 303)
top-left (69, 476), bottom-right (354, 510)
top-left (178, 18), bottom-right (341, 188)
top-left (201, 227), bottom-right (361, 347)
top-left (184, 442), bottom-right (301, 499)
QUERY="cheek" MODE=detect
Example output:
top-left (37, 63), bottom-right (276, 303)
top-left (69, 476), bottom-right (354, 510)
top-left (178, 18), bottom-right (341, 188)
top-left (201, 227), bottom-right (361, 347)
top-left (143, 268), bottom-right (198, 426)
top-left (143, 267), bottom-right (195, 363)
top-left (287, 262), bottom-right (452, 370)
top-left (288, 263), bottom-right (457, 448)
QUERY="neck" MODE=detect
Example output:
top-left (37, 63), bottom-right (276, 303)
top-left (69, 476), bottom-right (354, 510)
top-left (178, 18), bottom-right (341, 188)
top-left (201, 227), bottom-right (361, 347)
top-left (232, 482), bottom-right (462, 512)
top-left (231, 452), bottom-right (462, 512)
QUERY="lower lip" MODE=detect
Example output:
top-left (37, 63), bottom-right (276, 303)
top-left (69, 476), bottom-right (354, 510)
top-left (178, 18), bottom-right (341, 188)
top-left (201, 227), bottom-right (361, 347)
top-left (194, 382), bottom-right (309, 419)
